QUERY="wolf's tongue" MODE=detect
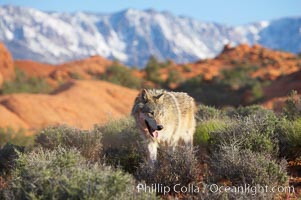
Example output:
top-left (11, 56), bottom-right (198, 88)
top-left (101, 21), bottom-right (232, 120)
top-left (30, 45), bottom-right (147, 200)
top-left (153, 131), bottom-right (159, 138)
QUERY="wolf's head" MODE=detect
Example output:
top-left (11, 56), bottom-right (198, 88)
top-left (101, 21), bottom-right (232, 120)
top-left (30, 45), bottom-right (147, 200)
top-left (133, 89), bottom-right (166, 139)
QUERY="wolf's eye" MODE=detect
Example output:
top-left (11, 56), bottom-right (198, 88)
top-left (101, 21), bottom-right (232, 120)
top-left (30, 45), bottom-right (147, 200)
top-left (149, 111), bottom-right (154, 116)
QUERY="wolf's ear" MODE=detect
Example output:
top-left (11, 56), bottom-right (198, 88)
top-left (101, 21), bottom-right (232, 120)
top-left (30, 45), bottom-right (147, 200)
top-left (155, 92), bottom-right (164, 99)
top-left (155, 92), bottom-right (165, 103)
top-left (141, 89), bottom-right (149, 103)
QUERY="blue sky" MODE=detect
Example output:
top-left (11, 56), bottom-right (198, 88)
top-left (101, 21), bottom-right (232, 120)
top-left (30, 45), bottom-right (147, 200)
top-left (1, 0), bottom-right (300, 25)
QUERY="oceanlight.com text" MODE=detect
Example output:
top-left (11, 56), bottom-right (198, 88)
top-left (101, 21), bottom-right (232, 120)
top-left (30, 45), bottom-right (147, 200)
top-left (207, 184), bottom-right (295, 196)
top-left (136, 183), bottom-right (295, 196)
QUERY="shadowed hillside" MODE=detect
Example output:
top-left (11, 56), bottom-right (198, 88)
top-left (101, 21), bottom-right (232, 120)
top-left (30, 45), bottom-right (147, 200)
top-left (262, 70), bottom-right (301, 112)
top-left (264, 69), bottom-right (301, 100)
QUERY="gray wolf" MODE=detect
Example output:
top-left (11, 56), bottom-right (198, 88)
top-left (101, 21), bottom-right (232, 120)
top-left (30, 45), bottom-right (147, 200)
top-left (132, 89), bottom-right (196, 163)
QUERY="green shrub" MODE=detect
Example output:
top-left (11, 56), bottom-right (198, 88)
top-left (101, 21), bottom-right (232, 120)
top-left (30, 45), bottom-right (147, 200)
top-left (209, 114), bottom-right (278, 156)
top-left (100, 62), bottom-right (141, 89)
top-left (196, 104), bottom-right (225, 122)
top-left (69, 72), bottom-right (83, 80)
top-left (220, 65), bottom-right (259, 89)
top-left (179, 75), bottom-right (203, 89)
top-left (0, 147), bottom-right (157, 200)
top-left (209, 147), bottom-right (288, 187)
top-left (226, 105), bottom-right (275, 118)
top-left (95, 117), bottom-right (144, 173)
top-left (0, 143), bottom-right (24, 175)
top-left (282, 90), bottom-right (301, 120)
top-left (194, 119), bottom-right (227, 146)
top-left (177, 64), bottom-right (265, 106)
top-left (205, 110), bottom-right (288, 199)
top-left (0, 127), bottom-right (33, 147)
top-left (136, 146), bottom-right (200, 195)
top-left (1, 68), bottom-right (52, 94)
top-left (208, 148), bottom-right (287, 200)
top-left (250, 82), bottom-right (264, 102)
top-left (177, 77), bottom-right (242, 106)
top-left (35, 125), bottom-right (102, 162)
top-left (277, 118), bottom-right (301, 159)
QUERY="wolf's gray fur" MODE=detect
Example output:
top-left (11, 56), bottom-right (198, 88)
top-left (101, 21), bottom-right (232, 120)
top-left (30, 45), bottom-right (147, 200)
top-left (132, 89), bottom-right (196, 162)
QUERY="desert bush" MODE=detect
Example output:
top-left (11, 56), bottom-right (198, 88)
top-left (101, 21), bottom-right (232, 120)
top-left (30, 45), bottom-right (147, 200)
top-left (0, 143), bottom-right (24, 175)
top-left (206, 111), bottom-right (288, 199)
top-left (277, 118), bottom-right (301, 159)
top-left (220, 65), bottom-right (259, 89)
top-left (249, 81), bottom-right (264, 103)
top-left (0, 147), bottom-right (157, 200)
top-left (194, 119), bottom-right (227, 146)
top-left (100, 62), bottom-right (141, 89)
top-left (1, 68), bottom-right (51, 94)
top-left (136, 146), bottom-right (200, 195)
top-left (177, 77), bottom-right (242, 106)
top-left (0, 127), bottom-right (33, 147)
top-left (282, 90), bottom-right (301, 120)
top-left (209, 147), bottom-right (288, 187)
top-left (95, 117), bottom-right (145, 173)
top-left (69, 71), bottom-right (83, 80)
top-left (35, 125), bottom-right (102, 162)
top-left (179, 74), bottom-right (203, 89)
top-left (219, 64), bottom-right (263, 105)
top-left (196, 104), bottom-right (225, 122)
top-left (209, 114), bottom-right (278, 156)
top-left (226, 104), bottom-right (275, 118)
top-left (177, 64), bottom-right (266, 106)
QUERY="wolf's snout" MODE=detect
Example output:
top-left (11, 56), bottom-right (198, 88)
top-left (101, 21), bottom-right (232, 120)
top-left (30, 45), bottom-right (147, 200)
top-left (157, 125), bottom-right (164, 131)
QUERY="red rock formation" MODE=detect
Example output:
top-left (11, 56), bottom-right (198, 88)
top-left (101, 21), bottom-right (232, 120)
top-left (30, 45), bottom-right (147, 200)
top-left (159, 44), bottom-right (301, 85)
top-left (0, 43), bottom-right (15, 86)
top-left (14, 60), bottom-right (56, 77)
top-left (0, 105), bottom-right (29, 131)
top-left (0, 80), bottom-right (138, 134)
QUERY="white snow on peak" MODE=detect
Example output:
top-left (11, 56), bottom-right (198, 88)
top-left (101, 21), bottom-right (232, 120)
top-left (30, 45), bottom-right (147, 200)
top-left (0, 6), bottom-right (300, 67)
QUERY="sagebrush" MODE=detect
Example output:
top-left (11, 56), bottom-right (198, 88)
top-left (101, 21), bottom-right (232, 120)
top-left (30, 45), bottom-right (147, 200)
top-left (35, 125), bottom-right (103, 162)
top-left (0, 147), bottom-right (157, 200)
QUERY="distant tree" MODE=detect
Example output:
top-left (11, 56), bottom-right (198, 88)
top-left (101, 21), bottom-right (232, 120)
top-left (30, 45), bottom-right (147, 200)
top-left (160, 59), bottom-right (173, 68)
top-left (101, 62), bottom-right (141, 89)
top-left (165, 69), bottom-right (183, 86)
top-left (182, 65), bottom-right (192, 72)
top-left (283, 90), bottom-right (301, 120)
top-left (144, 55), bottom-right (163, 85)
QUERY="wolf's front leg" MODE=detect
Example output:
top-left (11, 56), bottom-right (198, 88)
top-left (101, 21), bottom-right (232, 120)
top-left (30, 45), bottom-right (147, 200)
top-left (147, 142), bottom-right (158, 165)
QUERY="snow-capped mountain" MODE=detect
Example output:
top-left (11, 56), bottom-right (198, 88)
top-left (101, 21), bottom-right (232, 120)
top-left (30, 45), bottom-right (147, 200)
top-left (0, 5), bottom-right (300, 67)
